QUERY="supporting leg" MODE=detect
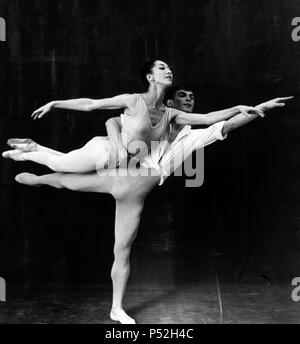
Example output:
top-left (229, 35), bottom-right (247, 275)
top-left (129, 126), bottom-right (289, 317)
top-left (13, 166), bottom-right (159, 325)
top-left (110, 197), bottom-right (145, 324)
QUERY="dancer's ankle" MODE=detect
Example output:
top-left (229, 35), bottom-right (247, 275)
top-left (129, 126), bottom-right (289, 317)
top-left (111, 306), bottom-right (124, 313)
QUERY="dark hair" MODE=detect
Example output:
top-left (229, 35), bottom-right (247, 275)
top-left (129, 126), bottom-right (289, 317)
top-left (139, 60), bottom-right (158, 87)
top-left (163, 83), bottom-right (195, 104)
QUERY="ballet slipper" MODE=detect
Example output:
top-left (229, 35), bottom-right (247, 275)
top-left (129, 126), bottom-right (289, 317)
top-left (2, 150), bottom-right (26, 161)
top-left (7, 138), bottom-right (38, 152)
top-left (15, 173), bottom-right (40, 186)
top-left (110, 309), bottom-right (136, 324)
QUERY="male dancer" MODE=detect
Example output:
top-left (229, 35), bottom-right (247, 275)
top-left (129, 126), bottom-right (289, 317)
top-left (4, 88), bottom-right (292, 324)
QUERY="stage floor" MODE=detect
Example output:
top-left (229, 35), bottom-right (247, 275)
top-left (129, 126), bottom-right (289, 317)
top-left (1, 247), bottom-right (299, 324)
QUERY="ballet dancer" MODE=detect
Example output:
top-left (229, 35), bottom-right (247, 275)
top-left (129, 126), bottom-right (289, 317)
top-left (4, 84), bottom-right (292, 324)
top-left (2, 60), bottom-right (264, 173)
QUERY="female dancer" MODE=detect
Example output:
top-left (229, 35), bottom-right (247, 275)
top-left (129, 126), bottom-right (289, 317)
top-left (2, 60), bottom-right (264, 174)
top-left (3, 84), bottom-right (292, 323)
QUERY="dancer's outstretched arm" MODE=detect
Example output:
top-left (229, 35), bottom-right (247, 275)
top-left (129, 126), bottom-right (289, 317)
top-left (222, 97), bottom-right (293, 135)
top-left (31, 94), bottom-right (136, 119)
top-left (172, 105), bottom-right (264, 126)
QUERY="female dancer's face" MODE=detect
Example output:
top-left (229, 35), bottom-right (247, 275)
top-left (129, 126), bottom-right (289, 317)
top-left (149, 60), bottom-right (173, 86)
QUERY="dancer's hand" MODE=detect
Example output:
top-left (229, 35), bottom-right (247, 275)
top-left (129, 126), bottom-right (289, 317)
top-left (31, 102), bottom-right (55, 120)
top-left (236, 105), bottom-right (265, 118)
top-left (117, 144), bottom-right (128, 163)
top-left (256, 97), bottom-right (294, 113)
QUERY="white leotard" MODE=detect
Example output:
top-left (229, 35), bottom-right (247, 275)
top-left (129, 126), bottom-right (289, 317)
top-left (120, 94), bottom-right (172, 157)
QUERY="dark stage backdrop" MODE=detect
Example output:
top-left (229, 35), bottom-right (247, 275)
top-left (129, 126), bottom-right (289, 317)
top-left (0, 0), bottom-right (300, 286)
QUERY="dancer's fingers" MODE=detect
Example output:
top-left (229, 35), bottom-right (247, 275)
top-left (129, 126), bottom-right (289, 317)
top-left (32, 112), bottom-right (40, 120)
top-left (244, 107), bottom-right (265, 118)
top-left (248, 108), bottom-right (265, 117)
top-left (31, 109), bottom-right (41, 118)
top-left (37, 111), bottom-right (46, 119)
top-left (254, 109), bottom-right (265, 117)
top-left (279, 96), bottom-right (294, 101)
top-left (32, 107), bottom-right (47, 119)
top-left (33, 112), bottom-right (43, 120)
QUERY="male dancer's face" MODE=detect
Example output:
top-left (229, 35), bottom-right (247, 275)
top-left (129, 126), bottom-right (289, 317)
top-left (167, 90), bottom-right (195, 113)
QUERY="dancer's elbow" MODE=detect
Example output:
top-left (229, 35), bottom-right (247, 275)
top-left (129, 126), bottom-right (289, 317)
top-left (84, 99), bottom-right (100, 112)
top-left (84, 102), bottom-right (95, 112)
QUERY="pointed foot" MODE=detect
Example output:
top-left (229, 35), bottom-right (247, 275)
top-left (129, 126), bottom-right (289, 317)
top-left (15, 173), bottom-right (40, 187)
top-left (7, 138), bottom-right (38, 152)
top-left (2, 150), bottom-right (26, 161)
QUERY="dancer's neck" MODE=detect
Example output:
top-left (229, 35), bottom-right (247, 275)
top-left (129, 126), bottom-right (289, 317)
top-left (143, 83), bottom-right (167, 109)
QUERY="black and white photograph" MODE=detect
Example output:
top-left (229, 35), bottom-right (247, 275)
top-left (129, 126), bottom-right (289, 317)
top-left (0, 0), bottom-right (300, 328)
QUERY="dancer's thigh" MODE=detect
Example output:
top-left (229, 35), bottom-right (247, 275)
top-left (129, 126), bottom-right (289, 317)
top-left (108, 167), bottom-right (160, 200)
top-left (83, 136), bottom-right (110, 149)
top-left (51, 136), bottom-right (116, 173)
top-left (82, 136), bottom-right (115, 161)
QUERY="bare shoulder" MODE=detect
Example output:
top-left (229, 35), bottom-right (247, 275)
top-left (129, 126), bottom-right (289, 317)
top-left (124, 93), bottom-right (139, 108)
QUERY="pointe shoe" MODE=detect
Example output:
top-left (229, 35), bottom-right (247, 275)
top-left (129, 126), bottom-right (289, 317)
top-left (15, 173), bottom-right (40, 186)
top-left (2, 150), bottom-right (26, 161)
top-left (110, 310), bottom-right (136, 324)
top-left (7, 138), bottom-right (38, 152)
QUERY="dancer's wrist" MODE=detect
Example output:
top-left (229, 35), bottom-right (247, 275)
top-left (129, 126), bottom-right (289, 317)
top-left (255, 104), bottom-right (266, 112)
top-left (50, 101), bottom-right (57, 109)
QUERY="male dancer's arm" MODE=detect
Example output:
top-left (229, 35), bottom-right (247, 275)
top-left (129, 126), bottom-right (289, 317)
top-left (106, 117), bottom-right (128, 162)
top-left (222, 97), bottom-right (293, 135)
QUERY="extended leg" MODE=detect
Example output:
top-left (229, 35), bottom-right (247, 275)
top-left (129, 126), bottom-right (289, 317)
top-left (15, 171), bottom-right (115, 194)
top-left (3, 137), bottom-right (114, 173)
